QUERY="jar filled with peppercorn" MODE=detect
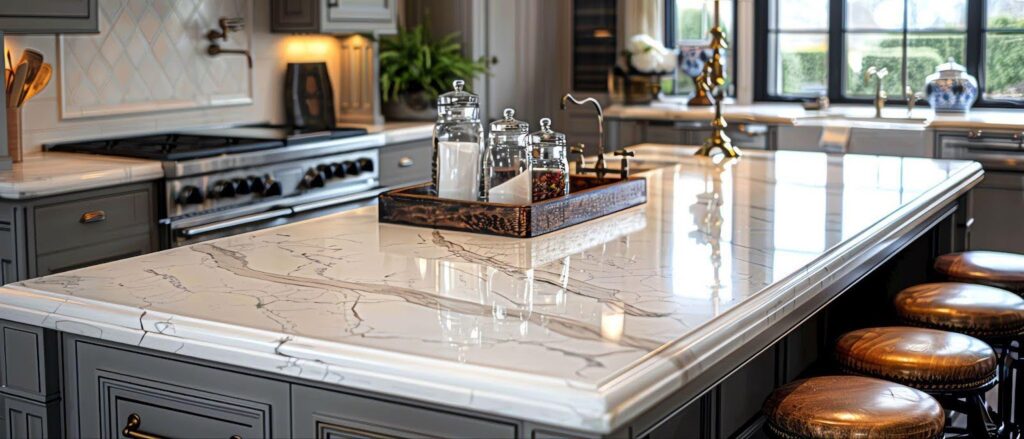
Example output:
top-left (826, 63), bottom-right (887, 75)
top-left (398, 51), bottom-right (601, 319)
top-left (528, 118), bottom-right (570, 202)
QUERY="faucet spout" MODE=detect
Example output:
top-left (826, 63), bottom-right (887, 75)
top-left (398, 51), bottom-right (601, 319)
top-left (560, 94), bottom-right (606, 171)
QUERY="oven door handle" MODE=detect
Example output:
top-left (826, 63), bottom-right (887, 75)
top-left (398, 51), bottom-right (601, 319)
top-left (290, 187), bottom-right (388, 214)
top-left (178, 208), bottom-right (293, 238)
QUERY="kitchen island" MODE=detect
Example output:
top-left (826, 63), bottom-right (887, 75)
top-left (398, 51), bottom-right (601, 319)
top-left (0, 147), bottom-right (982, 438)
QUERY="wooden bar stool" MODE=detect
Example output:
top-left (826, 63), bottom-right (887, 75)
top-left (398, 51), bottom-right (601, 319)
top-left (763, 375), bottom-right (945, 438)
top-left (835, 326), bottom-right (999, 437)
top-left (935, 251), bottom-right (1024, 294)
top-left (894, 282), bottom-right (1024, 433)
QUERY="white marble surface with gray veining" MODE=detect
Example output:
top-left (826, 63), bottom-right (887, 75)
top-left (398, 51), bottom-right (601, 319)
top-left (0, 152), bottom-right (163, 199)
top-left (0, 148), bottom-right (983, 433)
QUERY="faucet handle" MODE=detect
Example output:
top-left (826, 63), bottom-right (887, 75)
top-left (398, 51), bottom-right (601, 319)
top-left (613, 149), bottom-right (634, 158)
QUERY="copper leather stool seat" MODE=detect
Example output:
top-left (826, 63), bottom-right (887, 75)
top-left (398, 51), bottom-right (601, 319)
top-left (894, 282), bottom-right (1024, 338)
top-left (835, 326), bottom-right (998, 391)
top-left (763, 376), bottom-right (945, 438)
top-left (935, 251), bottom-right (1024, 294)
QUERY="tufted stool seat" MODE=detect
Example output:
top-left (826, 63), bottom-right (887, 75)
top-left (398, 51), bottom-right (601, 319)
top-left (835, 326), bottom-right (997, 392)
top-left (935, 251), bottom-right (1024, 294)
top-left (763, 375), bottom-right (945, 438)
top-left (894, 282), bottom-right (1024, 339)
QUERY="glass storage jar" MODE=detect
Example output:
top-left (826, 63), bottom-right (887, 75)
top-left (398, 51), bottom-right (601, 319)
top-left (484, 108), bottom-right (531, 204)
top-left (432, 79), bottom-right (485, 201)
top-left (528, 118), bottom-right (570, 202)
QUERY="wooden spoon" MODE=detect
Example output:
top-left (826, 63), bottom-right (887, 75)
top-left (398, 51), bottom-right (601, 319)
top-left (7, 62), bottom-right (27, 108)
top-left (21, 63), bottom-right (51, 105)
top-left (16, 49), bottom-right (44, 106)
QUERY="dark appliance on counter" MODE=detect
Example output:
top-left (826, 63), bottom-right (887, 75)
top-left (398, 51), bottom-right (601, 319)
top-left (48, 125), bottom-right (383, 248)
top-left (285, 62), bottom-right (336, 131)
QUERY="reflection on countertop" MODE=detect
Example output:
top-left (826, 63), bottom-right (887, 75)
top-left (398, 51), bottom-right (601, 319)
top-left (0, 148), bottom-right (983, 433)
top-left (607, 101), bottom-right (1024, 131)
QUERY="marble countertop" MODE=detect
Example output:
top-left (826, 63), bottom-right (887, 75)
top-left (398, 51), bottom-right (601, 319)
top-left (0, 152), bottom-right (164, 199)
top-left (357, 121), bottom-right (433, 144)
top-left (607, 102), bottom-right (1024, 132)
top-left (0, 147), bottom-right (983, 433)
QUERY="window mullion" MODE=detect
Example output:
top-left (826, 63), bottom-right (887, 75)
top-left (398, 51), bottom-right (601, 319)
top-left (828, 0), bottom-right (845, 100)
top-left (966, 0), bottom-right (983, 100)
top-left (901, 0), bottom-right (909, 100)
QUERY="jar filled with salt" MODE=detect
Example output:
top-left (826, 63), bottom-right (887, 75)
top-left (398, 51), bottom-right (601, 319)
top-left (484, 108), bottom-right (531, 204)
top-left (528, 118), bottom-right (570, 202)
top-left (432, 79), bottom-right (485, 201)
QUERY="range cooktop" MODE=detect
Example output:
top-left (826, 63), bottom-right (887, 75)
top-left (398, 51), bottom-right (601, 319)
top-left (47, 134), bottom-right (286, 161)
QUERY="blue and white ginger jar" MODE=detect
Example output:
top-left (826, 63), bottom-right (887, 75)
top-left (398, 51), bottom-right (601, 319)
top-left (925, 58), bottom-right (978, 113)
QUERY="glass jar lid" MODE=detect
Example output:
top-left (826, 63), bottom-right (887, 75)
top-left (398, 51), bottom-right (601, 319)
top-left (529, 118), bottom-right (566, 147)
top-left (437, 79), bottom-right (479, 108)
top-left (489, 108), bottom-right (529, 133)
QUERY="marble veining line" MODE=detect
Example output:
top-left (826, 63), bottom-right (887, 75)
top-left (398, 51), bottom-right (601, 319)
top-left (191, 242), bottom-right (664, 353)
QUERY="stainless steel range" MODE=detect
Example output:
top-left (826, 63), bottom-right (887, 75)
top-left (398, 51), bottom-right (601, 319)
top-left (48, 126), bottom-right (386, 248)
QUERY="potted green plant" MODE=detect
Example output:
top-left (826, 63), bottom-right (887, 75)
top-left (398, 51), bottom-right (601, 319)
top-left (379, 25), bottom-right (489, 121)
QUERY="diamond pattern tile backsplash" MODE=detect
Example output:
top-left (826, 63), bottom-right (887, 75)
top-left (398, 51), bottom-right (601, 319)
top-left (60, 0), bottom-right (252, 119)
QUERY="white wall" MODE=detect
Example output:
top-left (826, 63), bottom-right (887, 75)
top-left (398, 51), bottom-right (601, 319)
top-left (5, 0), bottom-right (349, 155)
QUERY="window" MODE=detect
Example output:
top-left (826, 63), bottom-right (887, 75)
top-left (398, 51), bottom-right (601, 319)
top-left (665, 0), bottom-right (737, 95)
top-left (985, 0), bottom-right (1024, 100)
top-left (756, 0), bottom-right (1024, 106)
top-left (765, 0), bottom-right (829, 96)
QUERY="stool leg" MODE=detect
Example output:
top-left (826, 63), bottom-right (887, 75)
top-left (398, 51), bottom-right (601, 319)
top-left (968, 392), bottom-right (998, 438)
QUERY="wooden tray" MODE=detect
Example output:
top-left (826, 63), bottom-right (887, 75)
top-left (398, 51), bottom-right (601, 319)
top-left (378, 175), bottom-right (648, 238)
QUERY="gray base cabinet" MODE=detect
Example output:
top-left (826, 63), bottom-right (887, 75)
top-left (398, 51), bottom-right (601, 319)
top-left (0, 182), bottom-right (157, 283)
top-left (65, 338), bottom-right (291, 438)
top-left (293, 384), bottom-right (517, 438)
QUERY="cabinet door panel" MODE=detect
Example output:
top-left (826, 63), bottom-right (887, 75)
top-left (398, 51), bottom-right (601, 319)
top-left (66, 339), bottom-right (290, 439)
top-left (970, 174), bottom-right (1024, 253)
top-left (0, 0), bottom-right (90, 18)
top-left (379, 140), bottom-right (431, 187)
top-left (292, 384), bottom-right (517, 438)
top-left (322, 0), bottom-right (396, 33)
top-left (0, 0), bottom-right (97, 33)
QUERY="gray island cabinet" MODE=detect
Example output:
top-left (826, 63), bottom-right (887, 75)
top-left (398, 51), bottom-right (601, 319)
top-left (0, 147), bottom-right (982, 438)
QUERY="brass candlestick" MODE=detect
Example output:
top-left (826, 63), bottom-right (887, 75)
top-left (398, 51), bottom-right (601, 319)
top-left (695, 0), bottom-right (741, 158)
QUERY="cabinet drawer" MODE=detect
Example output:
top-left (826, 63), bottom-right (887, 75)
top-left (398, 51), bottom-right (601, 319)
top-left (33, 187), bottom-right (152, 255)
top-left (380, 140), bottom-right (432, 187)
top-left (66, 339), bottom-right (290, 439)
top-left (293, 384), bottom-right (517, 438)
top-left (35, 233), bottom-right (150, 276)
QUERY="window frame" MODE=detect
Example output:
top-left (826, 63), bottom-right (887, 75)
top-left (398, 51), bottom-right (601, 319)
top-left (664, 0), bottom-right (740, 96)
top-left (754, 0), bottom-right (1024, 108)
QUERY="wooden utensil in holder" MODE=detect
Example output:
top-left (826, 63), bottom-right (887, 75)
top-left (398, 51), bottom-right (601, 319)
top-left (5, 107), bottom-right (21, 163)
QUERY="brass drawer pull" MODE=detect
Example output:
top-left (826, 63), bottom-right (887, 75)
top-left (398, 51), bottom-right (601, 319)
top-left (122, 414), bottom-right (162, 439)
top-left (121, 413), bottom-right (242, 439)
top-left (398, 157), bottom-right (415, 168)
top-left (80, 210), bottom-right (107, 224)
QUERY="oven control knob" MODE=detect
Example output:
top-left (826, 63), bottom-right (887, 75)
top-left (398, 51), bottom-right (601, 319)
top-left (302, 168), bottom-right (326, 188)
top-left (247, 175), bottom-right (267, 194)
top-left (232, 178), bottom-right (252, 195)
top-left (316, 164), bottom-right (335, 179)
top-left (356, 158), bottom-right (374, 173)
top-left (342, 160), bottom-right (360, 176)
top-left (330, 162), bottom-right (349, 178)
top-left (210, 180), bottom-right (236, 198)
top-left (263, 178), bottom-right (283, 197)
top-left (176, 186), bottom-right (204, 205)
